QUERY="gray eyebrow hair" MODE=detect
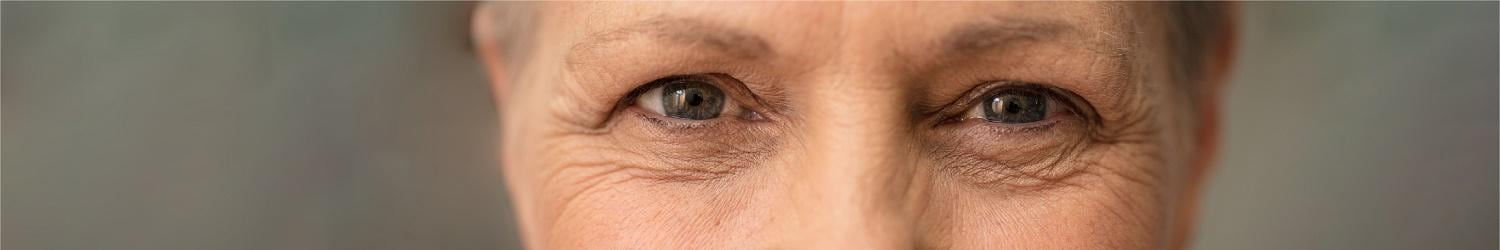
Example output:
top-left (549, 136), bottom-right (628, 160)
top-left (943, 17), bottom-right (1072, 55)
top-left (568, 17), bottom-right (774, 63)
top-left (940, 16), bottom-right (1134, 68)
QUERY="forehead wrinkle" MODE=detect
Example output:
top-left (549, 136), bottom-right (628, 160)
top-left (943, 16), bottom-right (1067, 57)
top-left (566, 16), bottom-right (775, 68)
top-left (940, 16), bottom-right (1131, 61)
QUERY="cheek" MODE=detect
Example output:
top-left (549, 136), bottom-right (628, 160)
top-left (921, 146), bottom-right (1170, 249)
top-left (533, 140), bottom-right (777, 248)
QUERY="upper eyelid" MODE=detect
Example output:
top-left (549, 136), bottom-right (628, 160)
top-left (929, 81), bottom-right (1017, 118)
top-left (933, 81), bottom-right (1094, 126)
top-left (623, 73), bottom-right (778, 119)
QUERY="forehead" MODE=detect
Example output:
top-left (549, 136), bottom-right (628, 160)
top-left (533, 2), bottom-right (1161, 117)
top-left (510, 2), bottom-right (1176, 118)
top-left (542, 2), bottom-right (1142, 50)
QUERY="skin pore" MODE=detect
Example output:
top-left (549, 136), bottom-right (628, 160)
top-left (475, 2), bottom-right (1232, 249)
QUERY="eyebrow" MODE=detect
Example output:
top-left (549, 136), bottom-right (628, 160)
top-left (934, 16), bottom-right (1134, 75)
top-left (569, 17), bottom-right (774, 63)
top-left (942, 17), bottom-right (1072, 56)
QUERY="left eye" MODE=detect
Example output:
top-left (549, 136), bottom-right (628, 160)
top-left (635, 77), bottom-right (732, 120)
top-left (966, 88), bottom-right (1055, 124)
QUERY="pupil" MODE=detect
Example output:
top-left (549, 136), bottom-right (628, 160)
top-left (1003, 99), bottom-right (1022, 114)
top-left (686, 93), bottom-right (703, 106)
top-left (659, 79), bottom-right (725, 120)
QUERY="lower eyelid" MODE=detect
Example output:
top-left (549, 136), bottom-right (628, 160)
top-left (962, 118), bottom-right (1062, 135)
top-left (629, 108), bottom-right (722, 130)
top-left (930, 121), bottom-right (1095, 188)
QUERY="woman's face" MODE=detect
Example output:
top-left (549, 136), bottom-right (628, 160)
top-left (481, 2), bottom-right (1221, 249)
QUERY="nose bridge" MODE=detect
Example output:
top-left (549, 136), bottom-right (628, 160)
top-left (772, 6), bottom-right (927, 246)
top-left (782, 67), bottom-right (921, 247)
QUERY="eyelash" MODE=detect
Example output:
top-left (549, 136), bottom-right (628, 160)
top-left (630, 109), bottom-right (727, 130)
top-left (939, 82), bottom-right (1089, 134)
top-left (619, 76), bottom-right (1092, 137)
top-left (621, 74), bottom-right (754, 130)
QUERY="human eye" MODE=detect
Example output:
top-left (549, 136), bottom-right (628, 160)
top-left (589, 73), bottom-right (779, 181)
top-left (627, 74), bottom-right (766, 128)
top-left (931, 81), bottom-right (1100, 187)
top-left (951, 82), bottom-right (1086, 134)
top-left (635, 76), bottom-right (731, 120)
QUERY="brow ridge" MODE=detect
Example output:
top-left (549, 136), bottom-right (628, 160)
top-left (569, 16), bottom-right (774, 64)
top-left (944, 17), bottom-right (1070, 56)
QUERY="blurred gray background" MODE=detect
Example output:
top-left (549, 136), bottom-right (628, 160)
top-left (3, 2), bottom-right (1495, 250)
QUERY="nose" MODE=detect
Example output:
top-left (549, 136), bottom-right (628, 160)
top-left (777, 73), bottom-right (928, 248)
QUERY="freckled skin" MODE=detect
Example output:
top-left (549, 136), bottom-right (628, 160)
top-left (476, 2), bottom-right (1232, 249)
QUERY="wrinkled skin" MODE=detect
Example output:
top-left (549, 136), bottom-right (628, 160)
top-left (475, 2), bottom-right (1232, 249)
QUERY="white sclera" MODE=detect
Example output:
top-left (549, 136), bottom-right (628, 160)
top-left (637, 86), bottom-right (667, 115)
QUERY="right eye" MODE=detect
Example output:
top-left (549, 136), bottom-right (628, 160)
top-left (634, 76), bottom-right (735, 120)
top-left (978, 88), bottom-right (1050, 124)
top-left (958, 85), bottom-right (1074, 126)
